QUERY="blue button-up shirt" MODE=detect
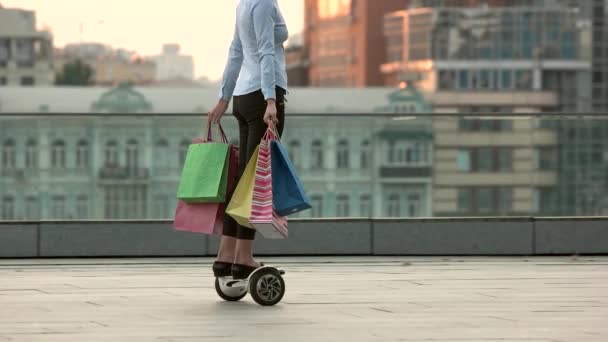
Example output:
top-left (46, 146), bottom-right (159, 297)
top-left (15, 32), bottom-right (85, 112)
top-left (219, 0), bottom-right (289, 101)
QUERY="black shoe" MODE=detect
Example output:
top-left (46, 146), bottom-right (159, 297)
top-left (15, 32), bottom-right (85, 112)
top-left (213, 261), bottom-right (233, 278)
top-left (231, 263), bottom-right (264, 280)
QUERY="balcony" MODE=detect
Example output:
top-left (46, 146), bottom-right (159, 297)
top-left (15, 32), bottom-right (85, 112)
top-left (98, 166), bottom-right (150, 180)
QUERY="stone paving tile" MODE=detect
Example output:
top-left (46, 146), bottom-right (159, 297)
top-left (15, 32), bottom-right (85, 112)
top-left (0, 257), bottom-right (607, 342)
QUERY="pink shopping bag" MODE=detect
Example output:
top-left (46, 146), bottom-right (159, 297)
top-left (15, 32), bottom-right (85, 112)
top-left (249, 127), bottom-right (288, 239)
top-left (173, 124), bottom-right (239, 235)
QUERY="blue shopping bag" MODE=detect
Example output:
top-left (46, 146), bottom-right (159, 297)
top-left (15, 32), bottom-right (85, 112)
top-left (270, 140), bottom-right (312, 216)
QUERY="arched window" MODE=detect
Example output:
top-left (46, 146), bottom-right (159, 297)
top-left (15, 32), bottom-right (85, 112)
top-left (179, 139), bottom-right (190, 167)
top-left (126, 139), bottom-right (139, 169)
top-left (1, 195), bottom-right (15, 220)
top-left (360, 140), bottom-right (371, 169)
top-left (288, 140), bottom-right (301, 167)
top-left (76, 139), bottom-right (90, 168)
top-left (2, 139), bottom-right (16, 169)
top-left (336, 139), bottom-right (349, 169)
top-left (25, 139), bottom-right (38, 169)
top-left (105, 140), bottom-right (119, 167)
top-left (360, 194), bottom-right (372, 217)
top-left (51, 140), bottom-right (66, 169)
top-left (311, 140), bottom-right (324, 170)
top-left (156, 139), bottom-right (169, 169)
top-left (76, 195), bottom-right (89, 219)
top-left (387, 194), bottom-right (401, 217)
top-left (311, 195), bottom-right (324, 218)
top-left (336, 194), bottom-right (350, 217)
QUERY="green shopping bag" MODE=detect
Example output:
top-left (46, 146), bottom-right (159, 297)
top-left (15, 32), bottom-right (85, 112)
top-left (176, 123), bottom-right (230, 203)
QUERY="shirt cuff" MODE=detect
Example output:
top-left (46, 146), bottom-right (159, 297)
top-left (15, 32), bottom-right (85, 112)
top-left (262, 87), bottom-right (276, 101)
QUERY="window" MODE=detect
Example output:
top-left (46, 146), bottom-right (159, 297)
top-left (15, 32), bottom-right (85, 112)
top-left (25, 196), bottom-right (39, 220)
top-left (311, 140), bottom-right (324, 170)
top-left (154, 195), bottom-right (170, 219)
top-left (336, 195), bottom-right (350, 217)
top-left (388, 141), bottom-right (396, 164)
top-left (501, 70), bottom-right (513, 89)
top-left (25, 139), bottom-right (38, 169)
top-left (477, 148), bottom-right (494, 172)
top-left (459, 119), bottom-right (513, 132)
top-left (76, 140), bottom-right (89, 169)
top-left (289, 140), bottom-right (301, 168)
top-left (311, 195), bottom-right (323, 218)
top-left (460, 148), bottom-right (512, 172)
top-left (387, 194), bottom-right (401, 217)
top-left (179, 139), bottom-right (190, 167)
top-left (360, 140), bottom-right (371, 169)
top-left (515, 70), bottom-right (532, 89)
top-left (537, 147), bottom-right (557, 171)
top-left (457, 189), bottom-right (471, 213)
top-left (76, 195), bottom-right (89, 219)
top-left (476, 188), bottom-right (494, 214)
top-left (20, 77), bottom-right (35, 86)
top-left (105, 140), bottom-right (119, 167)
top-left (1, 195), bottom-right (15, 220)
top-left (410, 143), bottom-right (421, 163)
top-left (2, 139), bottom-right (16, 169)
top-left (480, 70), bottom-right (491, 89)
top-left (51, 195), bottom-right (66, 219)
top-left (497, 148), bottom-right (513, 172)
top-left (155, 139), bottom-right (169, 169)
top-left (497, 188), bottom-right (512, 214)
top-left (457, 150), bottom-right (472, 171)
top-left (458, 70), bottom-right (469, 89)
top-left (336, 139), bottom-right (349, 169)
top-left (408, 194), bottom-right (421, 217)
top-left (51, 140), bottom-right (66, 169)
top-left (537, 187), bottom-right (559, 214)
top-left (126, 139), bottom-right (139, 170)
top-left (458, 187), bottom-right (513, 215)
top-left (360, 194), bottom-right (372, 217)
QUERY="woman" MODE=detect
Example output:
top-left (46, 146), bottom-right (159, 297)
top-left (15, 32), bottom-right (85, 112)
top-left (208, 0), bottom-right (288, 280)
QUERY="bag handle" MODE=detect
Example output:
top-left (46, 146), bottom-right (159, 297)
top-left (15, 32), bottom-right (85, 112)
top-left (264, 122), bottom-right (280, 143)
top-left (204, 119), bottom-right (229, 144)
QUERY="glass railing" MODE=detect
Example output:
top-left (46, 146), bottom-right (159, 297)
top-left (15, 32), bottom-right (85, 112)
top-left (1, 113), bottom-right (607, 220)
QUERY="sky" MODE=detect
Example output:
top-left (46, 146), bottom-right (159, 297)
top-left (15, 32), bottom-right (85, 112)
top-left (1, 0), bottom-right (304, 80)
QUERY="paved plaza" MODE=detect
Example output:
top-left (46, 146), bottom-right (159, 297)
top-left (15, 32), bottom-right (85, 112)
top-left (0, 257), bottom-right (607, 341)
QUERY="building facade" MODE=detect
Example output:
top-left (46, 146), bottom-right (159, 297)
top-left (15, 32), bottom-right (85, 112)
top-left (153, 44), bottom-right (194, 81)
top-left (304, 0), bottom-right (408, 87)
top-left (381, 2), bottom-right (608, 216)
top-left (0, 85), bottom-right (433, 220)
top-left (285, 34), bottom-right (310, 87)
top-left (0, 5), bottom-right (54, 87)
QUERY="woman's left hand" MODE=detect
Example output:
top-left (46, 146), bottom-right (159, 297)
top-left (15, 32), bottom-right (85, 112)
top-left (263, 100), bottom-right (278, 126)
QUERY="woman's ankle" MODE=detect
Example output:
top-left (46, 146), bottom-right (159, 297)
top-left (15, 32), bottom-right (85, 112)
top-left (233, 256), bottom-right (260, 268)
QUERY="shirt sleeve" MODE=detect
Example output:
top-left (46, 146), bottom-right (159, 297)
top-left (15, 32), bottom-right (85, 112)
top-left (218, 22), bottom-right (244, 102)
top-left (252, 0), bottom-right (277, 100)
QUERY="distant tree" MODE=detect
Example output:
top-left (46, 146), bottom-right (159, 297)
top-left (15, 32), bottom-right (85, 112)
top-left (55, 59), bottom-right (95, 86)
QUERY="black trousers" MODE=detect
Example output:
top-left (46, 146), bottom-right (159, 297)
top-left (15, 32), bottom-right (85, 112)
top-left (222, 87), bottom-right (286, 240)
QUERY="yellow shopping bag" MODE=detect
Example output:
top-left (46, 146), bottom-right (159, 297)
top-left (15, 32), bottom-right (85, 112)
top-left (226, 146), bottom-right (259, 228)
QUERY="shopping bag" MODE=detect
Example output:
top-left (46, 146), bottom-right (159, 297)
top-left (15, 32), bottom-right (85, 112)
top-left (173, 129), bottom-right (239, 235)
top-left (176, 124), bottom-right (230, 203)
top-left (251, 210), bottom-right (288, 239)
top-left (226, 145), bottom-right (260, 228)
top-left (173, 201), bottom-right (224, 235)
top-left (271, 140), bottom-right (312, 216)
top-left (249, 128), bottom-right (288, 239)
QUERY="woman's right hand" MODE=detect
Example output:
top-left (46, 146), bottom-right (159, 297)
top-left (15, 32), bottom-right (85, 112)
top-left (263, 99), bottom-right (278, 126)
top-left (208, 99), bottom-right (229, 124)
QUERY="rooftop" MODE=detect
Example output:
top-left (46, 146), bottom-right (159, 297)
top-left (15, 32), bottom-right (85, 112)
top-left (1, 256), bottom-right (606, 341)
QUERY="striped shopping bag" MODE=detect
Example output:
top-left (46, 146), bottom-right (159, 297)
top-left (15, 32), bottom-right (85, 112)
top-left (249, 127), bottom-right (288, 239)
